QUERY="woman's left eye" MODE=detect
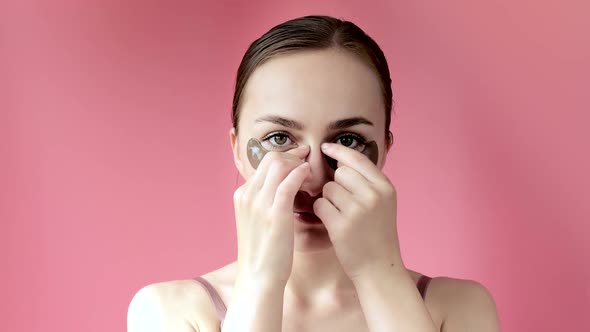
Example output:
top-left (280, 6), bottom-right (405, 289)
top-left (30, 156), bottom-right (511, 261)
top-left (334, 134), bottom-right (366, 150)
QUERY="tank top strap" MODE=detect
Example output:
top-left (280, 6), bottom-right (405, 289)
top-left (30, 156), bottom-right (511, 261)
top-left (417, 274), bottom-right (432, 300)
top-left (193, 276), bottom-right (227, 327)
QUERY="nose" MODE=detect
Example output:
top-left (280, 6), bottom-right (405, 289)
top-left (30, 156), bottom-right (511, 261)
top-left (299, 144), bottom-right (333, 197)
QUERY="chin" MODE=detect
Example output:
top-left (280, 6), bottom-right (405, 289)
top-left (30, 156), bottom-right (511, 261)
top-left (294, 228), bottom-right (334, 253)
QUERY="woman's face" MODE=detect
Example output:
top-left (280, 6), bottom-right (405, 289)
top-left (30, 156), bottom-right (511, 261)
top-left (230, 48), bottom-right (390, 252)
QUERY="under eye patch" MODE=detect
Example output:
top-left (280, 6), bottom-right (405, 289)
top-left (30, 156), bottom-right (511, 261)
top-left (246, 138), bottom-right (379, 170)
top-left (246, 138), bottom-right (268, 169)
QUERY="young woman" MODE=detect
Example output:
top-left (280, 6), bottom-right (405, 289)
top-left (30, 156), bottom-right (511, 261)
top-left (127, 15), bottom-right (500, 332)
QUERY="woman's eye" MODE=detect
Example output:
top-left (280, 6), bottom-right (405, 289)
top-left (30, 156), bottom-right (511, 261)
top-left (335, 134), bottom-right (365, 150)
top-left (271, 134), bottom-right (288, 145)
top-left (262, 132), bottom-right (294, 150)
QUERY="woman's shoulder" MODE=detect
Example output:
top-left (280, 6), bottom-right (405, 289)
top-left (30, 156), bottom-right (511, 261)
top-left (127, 264), bottom-right (237, 332)
top-left (426, 274), bottom-right (497, 309)
top-left (414, 272), bottom-right (500, 331)
top-left (126, 279), bottom-right (212, 332)
top-left (408, 269), bottom-right (495, 303)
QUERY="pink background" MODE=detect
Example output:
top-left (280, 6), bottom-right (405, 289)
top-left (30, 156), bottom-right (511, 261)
top-left (2, 0), bottom-right (589, 331)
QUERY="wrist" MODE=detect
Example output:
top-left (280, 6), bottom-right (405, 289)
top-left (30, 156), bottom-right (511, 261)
top-left (235, 274), bottom-right (287, 294)
top-left (350, 258), bottom-right (407, 285)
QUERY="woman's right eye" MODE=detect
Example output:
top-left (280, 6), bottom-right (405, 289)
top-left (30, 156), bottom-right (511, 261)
top-left (271, 134), bottom-right (288, 145)
top-left (262, 132), bottom-right (294, 150)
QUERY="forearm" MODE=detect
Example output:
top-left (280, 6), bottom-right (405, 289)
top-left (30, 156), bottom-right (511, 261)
top-left (352, 264), bottom-right (438, 332)
top-left (221, 278), bottom-right (285, 332)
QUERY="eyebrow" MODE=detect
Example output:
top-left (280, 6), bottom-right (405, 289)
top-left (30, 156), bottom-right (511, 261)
top-left (255, 115), bottom-right (304, 130)
top-left (255, 115), bottom-right (374, 130)
top-left (328, 117), bottom-right (374, 130)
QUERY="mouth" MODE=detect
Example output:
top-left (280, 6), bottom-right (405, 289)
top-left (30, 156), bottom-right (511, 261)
top-left (294, 211), bottom-right (323, 225)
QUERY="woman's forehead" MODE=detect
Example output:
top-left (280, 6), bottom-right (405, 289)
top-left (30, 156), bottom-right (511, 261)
top-left (239, 49), bottom-right (384, 128)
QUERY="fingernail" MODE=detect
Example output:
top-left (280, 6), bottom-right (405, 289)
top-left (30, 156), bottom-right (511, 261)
top-left (321, 143), bottom-right (330, 150)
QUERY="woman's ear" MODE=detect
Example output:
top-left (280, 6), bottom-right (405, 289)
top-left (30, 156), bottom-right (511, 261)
top-left (386, 130), bottom-right (394, 153)
top-left (229, 127), bottom-right (245, 175)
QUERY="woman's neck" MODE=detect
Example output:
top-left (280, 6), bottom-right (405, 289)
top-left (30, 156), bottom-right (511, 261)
top-left (285, 248), bottom-right (356, 307)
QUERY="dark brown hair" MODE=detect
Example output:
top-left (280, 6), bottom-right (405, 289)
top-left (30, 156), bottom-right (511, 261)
top-left (232, 15), bottom-right (394, 144)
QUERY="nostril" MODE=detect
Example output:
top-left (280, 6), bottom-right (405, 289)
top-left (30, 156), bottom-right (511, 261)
top-left (323, 153), bottom-right (338, 170)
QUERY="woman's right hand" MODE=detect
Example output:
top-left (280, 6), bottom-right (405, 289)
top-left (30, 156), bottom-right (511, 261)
top-left (233, 145), bottom-right (311, 288)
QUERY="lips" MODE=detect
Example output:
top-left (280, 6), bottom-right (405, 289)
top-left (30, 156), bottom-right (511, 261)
top-left (294, 203), bottom-right (315, 213)
top-left (294, 209), bottom-right (314, 214)
top-left (294, 211), bottom-right (323, 224)
top-left (293, 192), bottom-right (322, 223)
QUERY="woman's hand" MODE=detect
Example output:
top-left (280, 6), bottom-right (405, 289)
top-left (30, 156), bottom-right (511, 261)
top-left (313, 142), bottom-right (403, 281)
top-left (233, 145), bottom-right (310, 287)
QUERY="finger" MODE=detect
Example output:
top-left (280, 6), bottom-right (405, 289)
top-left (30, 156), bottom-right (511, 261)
top-left (248, 150), bottom-right (304, 192)
top-left (322, 181), bottom-right (356, 213)
top-left (333, 165), bottom-right (375, 198)
top-left (255, 144), bottom-right (310, 173)
top-left (272, 162), bottom-right (310, 211)
top-left (312, 197), bottom-right (341, 231)
top-left (261, 158), bottom-right (306, 203)
top-left (284, 144), bottom-right (310, 160)
top-left (321, 143), bottom-right (387, 184)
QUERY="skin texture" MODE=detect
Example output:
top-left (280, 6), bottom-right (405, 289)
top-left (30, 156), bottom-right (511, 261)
top-left (127, 48), bottom-right (501, 332)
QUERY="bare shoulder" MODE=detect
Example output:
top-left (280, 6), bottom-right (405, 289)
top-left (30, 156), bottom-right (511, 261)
top-left (126, 279), bottom-right (220, 332)
top-left (427, 276), bottom-right (501, 332)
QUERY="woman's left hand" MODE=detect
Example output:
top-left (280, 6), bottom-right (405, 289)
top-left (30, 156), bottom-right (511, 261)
top-left (313, 142), bottom-right (404, 281)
